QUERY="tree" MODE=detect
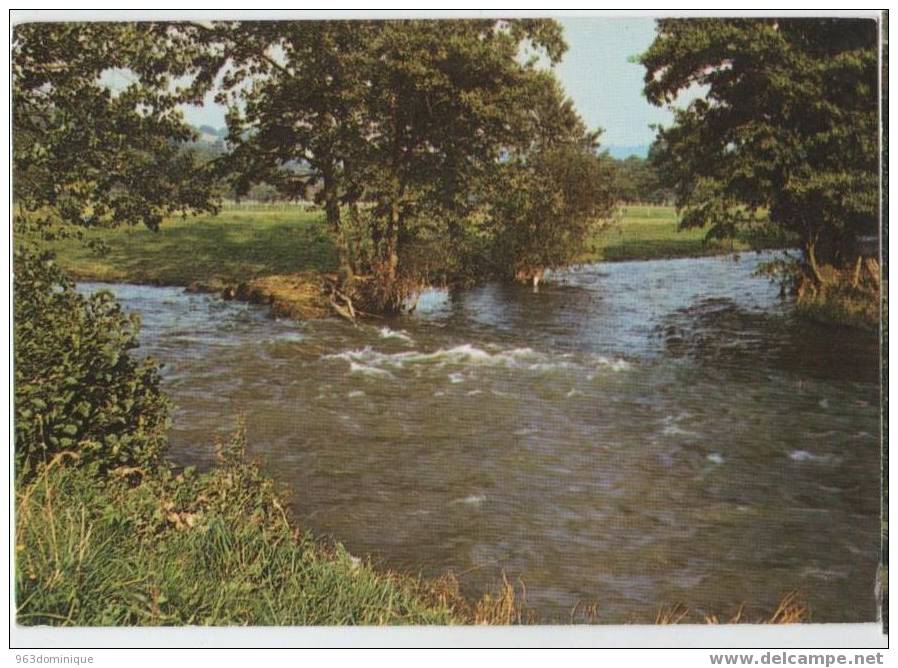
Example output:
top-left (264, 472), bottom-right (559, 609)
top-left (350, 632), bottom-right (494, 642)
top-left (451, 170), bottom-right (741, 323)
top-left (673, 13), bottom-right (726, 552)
top-left (12, 22), bottom-right (222, 473)
top-left (13, 22), bottom-right (221, 236)
top-left (611, 156), bottom-right (642, 204)
top-left (215, 19), bottom-right (579, 313)
top-left (486, 75), bottom-right (616, 285)
top-left (353, 20), bottom-right (570, 309)
top-left (640, 18), bottom-right (879, 281)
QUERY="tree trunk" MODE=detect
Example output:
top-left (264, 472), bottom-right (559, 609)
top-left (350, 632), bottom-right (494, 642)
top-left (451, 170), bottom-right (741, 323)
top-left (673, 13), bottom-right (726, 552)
top-left (347, 201), bottom-right (362, 274)
top-left (323, 171), bottom-right (353, 284)
top-left (381, 199), bottom-right (401, 313)
top-left (805, 236), bottom-right (825, 286)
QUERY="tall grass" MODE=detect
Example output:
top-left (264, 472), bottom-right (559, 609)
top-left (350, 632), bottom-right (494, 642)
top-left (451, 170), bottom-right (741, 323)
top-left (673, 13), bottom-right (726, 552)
top-left (15, 434), bottom-right (458, 626)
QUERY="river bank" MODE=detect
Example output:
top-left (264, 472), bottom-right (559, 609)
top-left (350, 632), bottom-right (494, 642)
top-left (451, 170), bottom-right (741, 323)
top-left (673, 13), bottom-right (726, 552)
top-left (15, 425), bottom-right (810, 626)
top-left (15, 426), bottom-right (518, 625)
top-left (32, 203), bottom-right (799, 325)
top-left (37, 205), bottom-right (730, 287)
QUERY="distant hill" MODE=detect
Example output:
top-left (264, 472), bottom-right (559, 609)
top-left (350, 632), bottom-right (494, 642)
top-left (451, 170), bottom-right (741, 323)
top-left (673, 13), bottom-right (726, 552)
top-left (605, 144), bottom-right (650, 160)
top-left (194, 124), bottom-right (228, 144)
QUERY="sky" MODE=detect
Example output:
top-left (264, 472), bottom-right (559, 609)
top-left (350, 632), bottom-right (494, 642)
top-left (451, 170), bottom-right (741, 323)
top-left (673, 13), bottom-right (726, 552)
top-left (179, 17), bottom-right (674, 158)
top-left (555, 17), bottom-right (671, 155)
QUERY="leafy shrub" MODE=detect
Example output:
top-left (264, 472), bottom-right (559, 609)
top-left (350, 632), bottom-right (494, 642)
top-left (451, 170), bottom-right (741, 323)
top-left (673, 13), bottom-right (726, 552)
top-left (13, 246), bottom-right (171, 476)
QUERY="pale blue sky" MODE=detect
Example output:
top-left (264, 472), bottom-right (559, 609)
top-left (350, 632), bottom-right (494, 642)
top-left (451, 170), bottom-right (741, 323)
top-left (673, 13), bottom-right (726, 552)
top-left (180, 17), bottom-right (673, 156)
top-left (555, 17), bottom-right (670, 152)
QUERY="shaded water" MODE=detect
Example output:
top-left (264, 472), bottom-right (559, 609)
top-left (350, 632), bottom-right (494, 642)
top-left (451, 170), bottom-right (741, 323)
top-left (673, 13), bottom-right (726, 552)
top-left (80, 253), bottom-right (882, 623)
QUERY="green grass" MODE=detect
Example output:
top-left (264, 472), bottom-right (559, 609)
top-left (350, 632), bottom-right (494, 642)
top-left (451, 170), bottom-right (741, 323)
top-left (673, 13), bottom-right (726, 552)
top-left (30, 204), bottom-right (779, 288)
top-left (15, 434), bottom-right (460, 626)
top-left (40, 204), bottom-right (338, 286)
top-left (583, 205), bottom-right (756, 262)
top-left (794, 260), bottom-right (882, 331)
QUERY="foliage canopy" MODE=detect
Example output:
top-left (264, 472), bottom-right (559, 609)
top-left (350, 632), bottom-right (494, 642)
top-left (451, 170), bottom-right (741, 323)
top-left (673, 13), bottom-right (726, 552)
top-left (12, 22), bottom-right (221, 235)
top-left (640, 18), bottom-right (879, 275)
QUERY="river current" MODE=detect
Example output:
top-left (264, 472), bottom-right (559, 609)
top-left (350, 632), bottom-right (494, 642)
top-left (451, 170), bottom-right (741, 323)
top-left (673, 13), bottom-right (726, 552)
top-left (79, 252), bottom-right (882, 623)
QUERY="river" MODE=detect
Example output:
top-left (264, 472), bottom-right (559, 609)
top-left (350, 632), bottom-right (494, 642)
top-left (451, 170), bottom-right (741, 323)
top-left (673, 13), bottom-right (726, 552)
top-left (79, 252), bottom-right (882, 623)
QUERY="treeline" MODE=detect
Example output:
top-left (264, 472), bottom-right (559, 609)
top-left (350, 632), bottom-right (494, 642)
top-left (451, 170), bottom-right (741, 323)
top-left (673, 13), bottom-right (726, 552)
top-left (14, 18), bottom-right (880, 320)
top-left (197, 134), bottom-right (674, 209)
top-left (609, 153), bottom-right (673, 206)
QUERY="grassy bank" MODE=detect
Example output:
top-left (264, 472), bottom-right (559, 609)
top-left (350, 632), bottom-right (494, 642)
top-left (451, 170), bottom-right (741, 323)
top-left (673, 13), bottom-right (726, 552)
top-left (583, 205), bottom-right (754, 262)
top-left (34, 204), bottom-right (769, 287)
top-left (15, 429), bottom-right (470, 626)
top-left (15, 439), bottom-right (810, 626)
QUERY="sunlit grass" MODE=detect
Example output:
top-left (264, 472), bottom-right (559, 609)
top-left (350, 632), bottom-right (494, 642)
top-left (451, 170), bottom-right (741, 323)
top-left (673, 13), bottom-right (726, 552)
top-left (35, 204), bottom-right (337, 286)
top-left (583, 205), bottom-right (754, 263)
top-left (25, 203), bottom-right (784, 288)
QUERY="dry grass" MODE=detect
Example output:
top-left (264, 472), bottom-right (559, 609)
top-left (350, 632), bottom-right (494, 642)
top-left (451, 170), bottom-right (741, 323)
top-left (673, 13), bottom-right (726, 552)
top-left (655, 602), bottom-right (691, 624)
top-left (418, 570), bottom-right (810, 625)
top-left (654, 591), bottom-right (809, 625)
top-left (764, 591), bottom-right (811, 624)
top-left (232, 272), bottom-right (331, 320)
top-left (796, 258), bottom-right (881, 330)
top-left (570, 599), bottom-right (602, 624)
top-left (414, 571), bottom-right (535, 625)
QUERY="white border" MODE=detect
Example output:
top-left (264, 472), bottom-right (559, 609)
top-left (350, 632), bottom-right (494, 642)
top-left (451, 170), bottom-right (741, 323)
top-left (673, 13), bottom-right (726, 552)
top-left (5, 4), bottom-right (890, 653)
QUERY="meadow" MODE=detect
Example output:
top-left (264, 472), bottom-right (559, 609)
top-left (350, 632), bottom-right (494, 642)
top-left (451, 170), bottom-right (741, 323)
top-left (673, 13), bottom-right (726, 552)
top-left (39, 204), bottom-right (763, 288)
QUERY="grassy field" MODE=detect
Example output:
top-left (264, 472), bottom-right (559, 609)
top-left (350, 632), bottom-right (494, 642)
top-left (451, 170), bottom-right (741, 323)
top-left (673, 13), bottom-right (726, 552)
top-left (42, 204), bottom-right (339, 286)
top-left (583, 205), bottom-right (751, 262)
top-left (35, 204), bottom-right (764, 287)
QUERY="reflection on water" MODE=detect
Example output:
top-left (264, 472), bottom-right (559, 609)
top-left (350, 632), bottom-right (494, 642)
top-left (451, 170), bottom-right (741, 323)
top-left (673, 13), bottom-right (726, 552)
top-left (79, 252), bottom-right (882, 623)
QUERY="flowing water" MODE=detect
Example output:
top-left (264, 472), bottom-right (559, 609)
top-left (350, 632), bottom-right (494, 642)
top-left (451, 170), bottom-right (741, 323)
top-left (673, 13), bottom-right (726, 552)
top-left (79, 252), bottom-right (882, 623)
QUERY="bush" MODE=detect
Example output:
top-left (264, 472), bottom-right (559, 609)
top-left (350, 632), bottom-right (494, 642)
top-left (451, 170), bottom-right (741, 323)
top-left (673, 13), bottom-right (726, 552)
top-left (13, 246), bottom-right (171, 476)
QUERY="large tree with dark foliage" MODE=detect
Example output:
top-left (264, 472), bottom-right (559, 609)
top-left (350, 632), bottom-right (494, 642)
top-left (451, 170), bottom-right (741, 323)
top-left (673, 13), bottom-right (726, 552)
top-left (640, 18), bottom-right (879, 282)
top-left (13, 22), bottom-right (221, 236)
top-left (216, 19), bottom-right (611, 312)
top-left (12, 22), bottom-right (223, 473)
